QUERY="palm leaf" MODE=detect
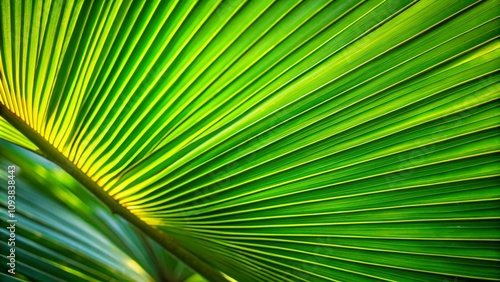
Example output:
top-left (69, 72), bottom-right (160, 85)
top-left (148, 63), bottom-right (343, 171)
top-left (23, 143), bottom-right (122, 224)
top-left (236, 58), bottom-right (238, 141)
top-left (0, 140), bottom-right (202, 282)
top-left (0, 117), bottom-right (38, 152)
top-left (1, 0), bottom-right (499, 281)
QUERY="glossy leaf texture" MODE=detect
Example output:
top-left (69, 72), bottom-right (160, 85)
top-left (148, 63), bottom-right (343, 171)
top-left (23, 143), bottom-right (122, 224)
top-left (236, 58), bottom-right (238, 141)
top-left (0, 140), bottom-right (204, 282)
top-left (0, 117), bottom-right (38, 152)
top-left (1, 0), bottom-right (499, 281)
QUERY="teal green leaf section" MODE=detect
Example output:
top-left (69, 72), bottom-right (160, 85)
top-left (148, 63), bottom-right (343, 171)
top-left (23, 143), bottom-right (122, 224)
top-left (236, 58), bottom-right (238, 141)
top-left (0, 0), bottom-right (499, 281)
top-left (0, 140), bottom-right (201, 282)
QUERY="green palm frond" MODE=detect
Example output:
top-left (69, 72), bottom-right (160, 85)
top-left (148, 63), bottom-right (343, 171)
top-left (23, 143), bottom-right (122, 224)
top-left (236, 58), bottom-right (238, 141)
top-left (0, 118), bottom-right (37, 152)
top-left (0, 140), bottom-right (202, 282)
top-left (1, 0), bottom-right (499, 281)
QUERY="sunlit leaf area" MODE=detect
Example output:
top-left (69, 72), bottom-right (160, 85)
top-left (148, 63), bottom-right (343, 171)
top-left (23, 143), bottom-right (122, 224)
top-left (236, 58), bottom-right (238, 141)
top-left (0, 140), bottom-right (205, 282)
top-left (0, 0), bottom-right (499, 281)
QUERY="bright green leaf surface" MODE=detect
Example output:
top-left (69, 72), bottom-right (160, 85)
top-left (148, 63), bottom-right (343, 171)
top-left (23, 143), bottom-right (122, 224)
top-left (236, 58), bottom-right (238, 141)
top-left (0, 0), bottom-right (499, 281)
